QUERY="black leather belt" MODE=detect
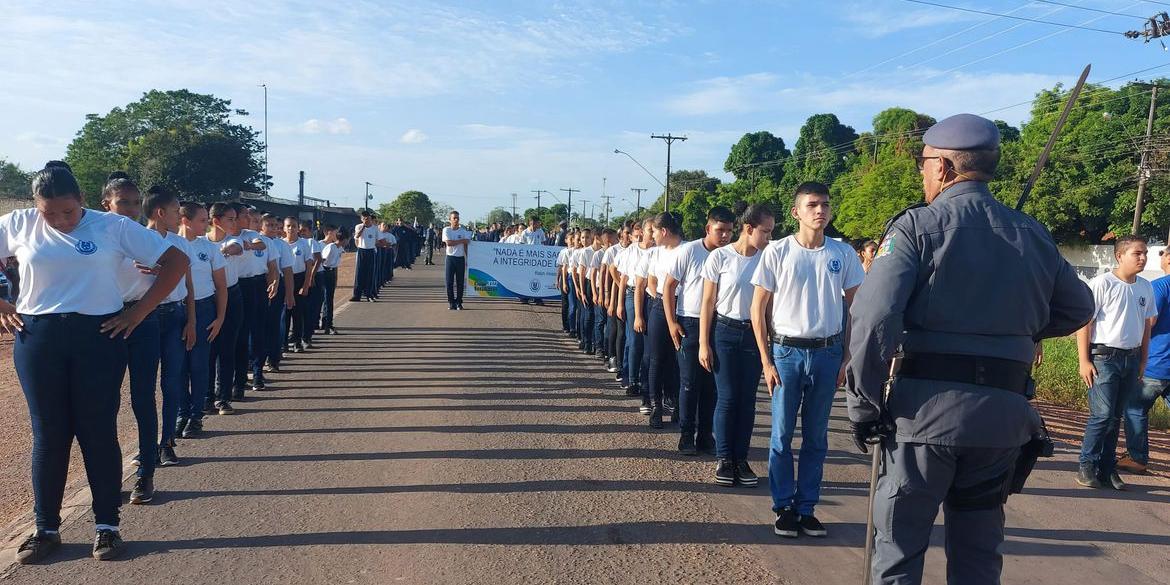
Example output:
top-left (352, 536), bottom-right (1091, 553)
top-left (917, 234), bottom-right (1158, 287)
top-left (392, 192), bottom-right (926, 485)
top-left (900, 352), bottom-right (1032, 396)
top-left (772, 333), bottom-right (842, 349)
top-left (716, 314), bottom-right (752, 329)
top-left (1090, 343), bottom-right (1139, 358)
top-left (323, 267), bottom-right (337, 272)
top-left (647, 296), bottom-right (663, 307)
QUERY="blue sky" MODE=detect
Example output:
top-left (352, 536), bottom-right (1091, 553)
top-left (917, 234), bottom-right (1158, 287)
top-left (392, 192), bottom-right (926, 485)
top-left (0, 0), bottom-right (1160, 219)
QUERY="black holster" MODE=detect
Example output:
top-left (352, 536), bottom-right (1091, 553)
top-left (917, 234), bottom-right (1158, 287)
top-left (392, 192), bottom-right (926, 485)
top-left (1009, 417), bottom-right (1055, 495)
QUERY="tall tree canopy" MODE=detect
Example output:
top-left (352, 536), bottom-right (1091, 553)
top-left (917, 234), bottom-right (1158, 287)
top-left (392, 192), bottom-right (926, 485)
top-left (65, 89), bottom-right (265, 206)
top-left (378, 190), bottom-right (435, 225)
top-left (724, 131), bottom-right (789, 184)
top-left (0, 159), bottom-right (31, 198)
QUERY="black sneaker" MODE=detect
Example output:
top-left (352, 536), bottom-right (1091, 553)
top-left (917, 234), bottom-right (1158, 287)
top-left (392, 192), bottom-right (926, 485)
top-left (626, 385), bottom-right (641, 397)
top-left (293, 344), bottom-right (305, 353)
top-left (735, 460), bottom-right (759, 487)
top-left (183, 418), bottom-right (202, 438)
top-left (217, 402), bottom-right (235, 415)
top-left (158, 445), bottom-right (178, 467)
top-left (203, 401), bottom-right (216, 415)
top-left (174, 418), bottom-right (188, 438)
top-left (639, 398), bottom-right (652, 415)
top-left (697, 435), bottom-right (716, 455)
top-left (678, 434), bottom-right (698, 456)
top-left (232, 390), bottom-right (246, 401)
top-left (715, 459), bottom-right (736, 487)
top-left (1103, 471), bottom-right (1127, 491)
top-left (798, 513), bottom-right (827, 537)
top-left (649, 407), bottom-right (663, 429)
top-left (305, 342), bottom-right (316, 350)
top-left (774, 507), bottom-right (799, 538)
top-left (92, 529), bottom-right (124, 561)
top-left (15, 531), bottom-right (61, 564)
top-left (252, 382), bottom-right (266, 392)
top-left (130, 476), bottom-right (154, 504)
top-left (1076, 464), bottom-right (1103, 489)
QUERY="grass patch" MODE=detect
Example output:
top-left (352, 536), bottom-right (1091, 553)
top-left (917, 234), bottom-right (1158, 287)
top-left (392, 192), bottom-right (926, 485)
top-left (1035, 337), bottom-right (1170, 430)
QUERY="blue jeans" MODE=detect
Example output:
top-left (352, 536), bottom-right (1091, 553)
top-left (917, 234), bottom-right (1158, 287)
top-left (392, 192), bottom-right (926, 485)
top-left (624, 290), bottom-right (645, 388)
top-left (234, 275), bottom-right (265, 393)
top-left (712, 320), bottom-right (762, 461)
top-left (580, 279), bottom-right (595, 351)
top-left (157, 302), bottom-right (187, 446)
top-left (14, 313), bottom-right (125, 530)
top-left (1125, 376), bottom-right (1170, 465)
top-left (677, 316), bottom-right (715, 441)
top-left (566, 280), bottom-right (578, 335)
top-left (265, 278), bottom-right (286, 369)
top-left (768, 341), bottom-right (844, 515)
top-left (1079, 351), bottom-right (1141, 475)
top-left (593, 303), bottom-right (606, 355)
top-left (445, 256), bottom-right (465, 307)
top-left (180, 297), bottom-right (216, 422)
top-left (303, 278), bottom-right (324, 344)
top-left (126, 308), bottom-right (161, 478)
top-left (644, 299), bottom-right (678, 408)
top-left (211, 284), bottom-right (243, 404)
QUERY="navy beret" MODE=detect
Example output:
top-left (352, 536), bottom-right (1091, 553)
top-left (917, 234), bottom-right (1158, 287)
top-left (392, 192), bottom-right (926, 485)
top-left (923, 113), bottom-right (1000, 151)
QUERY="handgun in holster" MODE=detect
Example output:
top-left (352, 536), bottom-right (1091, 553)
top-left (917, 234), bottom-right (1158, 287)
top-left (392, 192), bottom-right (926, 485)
top-left (1008, 413), bottom-right (1055, 495)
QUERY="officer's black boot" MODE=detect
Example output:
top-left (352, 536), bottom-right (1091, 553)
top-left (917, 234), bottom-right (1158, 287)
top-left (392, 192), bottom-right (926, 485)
top-left (649, 401), bottom-right (663, 429)
top-left (1076, 464), bottom-right (1104, 488)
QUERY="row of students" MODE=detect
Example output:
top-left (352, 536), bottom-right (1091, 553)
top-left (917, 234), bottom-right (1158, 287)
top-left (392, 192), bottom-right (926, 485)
top-left (556, 182), bottom-right (865, 540)
top-left (1, 163), bottom-right (348, 565)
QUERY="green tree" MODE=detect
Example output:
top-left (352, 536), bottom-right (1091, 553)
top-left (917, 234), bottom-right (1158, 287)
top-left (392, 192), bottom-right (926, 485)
top-left (65, 89), bottom-right (264, 206)
top-left (484, 207), bottom-right (514, 225)
top-left (378, 190), bottom-right (434, 225)
top-left (724, 131), bottom-right (789, 183)
top-left (432, 201), bottom-right (454, 225)
top-left (675, 189), bottom-right (711, 239)
top-left (779, 114), bottom-right (859, 196)
top-left (0, 159), bottom-right (31, 198)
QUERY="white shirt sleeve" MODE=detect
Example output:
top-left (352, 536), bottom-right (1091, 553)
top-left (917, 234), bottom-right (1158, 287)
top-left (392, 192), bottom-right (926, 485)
top-left (841, 245), bottom-right (865, 290)
top-left (117, 216), bottom-right (174, 266)
top-left (666, 244), bottom-right (690, 282)
top-left (700, 250), bottom-right (721, 284)
top-left (750, 244), bottom-right (780, 292)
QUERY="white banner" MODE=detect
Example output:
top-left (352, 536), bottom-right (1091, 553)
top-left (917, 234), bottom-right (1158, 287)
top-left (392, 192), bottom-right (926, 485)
top-left (466, 241), bottom-right (564, 299)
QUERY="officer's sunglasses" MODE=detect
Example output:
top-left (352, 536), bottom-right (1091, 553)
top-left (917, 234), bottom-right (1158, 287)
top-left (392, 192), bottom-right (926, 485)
top-left (915, 154), bottom-right (946, 173)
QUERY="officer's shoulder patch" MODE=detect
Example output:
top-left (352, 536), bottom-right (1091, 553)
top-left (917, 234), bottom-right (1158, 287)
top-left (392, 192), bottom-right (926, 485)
top-left (876, 233), bottom-right (896, 259)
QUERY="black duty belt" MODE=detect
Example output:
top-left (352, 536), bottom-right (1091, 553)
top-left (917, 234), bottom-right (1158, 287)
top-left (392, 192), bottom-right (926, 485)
top-left (716, 315), bottom-right (752, 329)
top-left (900, 352), bottom-right (1032, 396)
top-left (1090, 344), bottom-right (1139, 358)
top-left (771, 333), bottom-right (841, 349)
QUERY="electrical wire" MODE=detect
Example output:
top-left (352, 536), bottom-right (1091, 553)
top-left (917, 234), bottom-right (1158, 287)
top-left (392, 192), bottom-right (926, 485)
top-left (1031, 0), bottom-right (1146, 18)
top-left (907, 1), bottom-right (1079, 69)
top-left (900, 0), bottom-right (1128, 34)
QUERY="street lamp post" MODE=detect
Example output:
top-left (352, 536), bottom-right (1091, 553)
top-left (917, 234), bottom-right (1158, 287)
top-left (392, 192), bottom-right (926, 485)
top-left (259, 83), bottom-right (269, 196)
top-left (365, 181), bottom-right (372, 212)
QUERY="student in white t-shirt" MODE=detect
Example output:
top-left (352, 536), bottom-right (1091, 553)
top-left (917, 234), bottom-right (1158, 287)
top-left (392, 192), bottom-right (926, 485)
top-left (206, 203), bottom-right (246, 415)
top-left (556, 235), bottom-right (574, 332)
top-left (520, 217), bottom-right (547, 245)
top-left (625, 219), bottom-right (656, 406)
top-left (663, 207), bottom-right (734, 456)
top-left (698, 203), bottom-right (775, 487)
top-left (613, 220), bottom-right (646, 395)
top-left (575, 229), bottom-right (598, 353)
top-left (177, 202), bottom-right (228, 439)
top-left (640, 213), bottom-right (685, 430)
top-left (318, 224), bottom-right (344, 335)
top-left (300, 224), bottom-right (325, 348)
top-left (350, 210), bottom-right (378, 302)
top-left (1077, 235), bottom-right (1158, 491)
top-left (603, 225), bottom-right (631, 377)
top-left (441, 210), bottom-right (473, 310)
top-left (260, 214), bottom-right (295, 373)
top-left (750, 182), bottom-right (864, 538)
top-left (1, 164), bottom-right (187, 563)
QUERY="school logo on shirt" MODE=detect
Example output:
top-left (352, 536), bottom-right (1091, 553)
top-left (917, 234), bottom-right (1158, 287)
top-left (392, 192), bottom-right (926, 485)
top-left (294, 247), bottom-right (302, 256)
top-left (75, 240), bottom-right (97, 255)
top-left (198, 252), bottom-right (209, 262)
top-left (828, 258), bottom-right (842, 274)
top-left (253, 249), bottom-right (265, 258)
top-left (1141, 296), bottom-right (1148, 308)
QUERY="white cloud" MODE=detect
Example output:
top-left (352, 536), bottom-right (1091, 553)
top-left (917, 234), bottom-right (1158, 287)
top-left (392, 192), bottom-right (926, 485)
top-left (299, 118), bottom-right (352, 135)
top-left (664, 73), bottom-right (778, 116)
top-left (842, 2), bottom-right (976, 37)
top-left (399, 129), bottom-right (428, 144)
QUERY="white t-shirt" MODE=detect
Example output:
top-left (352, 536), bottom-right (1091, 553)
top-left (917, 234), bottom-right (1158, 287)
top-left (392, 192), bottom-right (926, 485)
top-left (289, 237), bottom-right (312, 274)
top-left (442, 227), bottom-right (473, 257)
top-left (701, 244), bottom-right (763, 321)
top-left (238, 228), bottom-right (268, 278)
top-left (187, 235), bottom-right (227, 301)
top-left (270, 237), bottom-right (294, 272)
top-left (750, 236), bottom-right (864, 338)
top-left (667, 239), bottom-right (715, 318)
top-left (619, 245), bottom-right (648, 288)
top-left (311, 238), bottom-right (325, 273)
top-left (354, 223), bottom-right (378, 250)
top-left (1089, 272), bottom-right (1158, 349)
top-left (587, 246), bottom-right (604, 276)
top-left (520, 228), bottom-right (546, 245)
top-left (118, 228), bottom-right (181, 303)
top-left (0, 208), bottom-right (173, 315)
top-left (211, 234), bottom-right (245, 287)
top-left (602, 244), bottom-right (621, 267)
top-left (579, 247), bottom-right (597, 279)
top-left (379, 230), bottom-right (397, 248)
top-left (556, 247), bottom-right (571, 268)
top-left (321, 242), bottom-right (342, 269)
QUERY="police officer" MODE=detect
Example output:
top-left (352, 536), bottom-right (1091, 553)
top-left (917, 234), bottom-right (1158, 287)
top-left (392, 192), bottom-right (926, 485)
top-left (846, 114), bottom-right (1094, 584)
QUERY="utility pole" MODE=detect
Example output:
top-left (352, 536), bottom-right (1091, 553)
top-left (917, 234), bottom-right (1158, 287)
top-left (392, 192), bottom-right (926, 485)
top-left (631, 188), bottom-right (647, 213)
top-left (651, 133), bottom-right (687, 213)
top-left (560, 188), bottom-right (579, 226)
top-left (511, 192), bottom-right (518, 222)
top-left (531, 189), bottom-right (549, 210)
top-left (601, 193), bottom-right (614, 225)
top-left (364, 181), bottom-right (372, 212)
top-left (260, 83), bottom-right (269, 196)
top-left (580, 200), bottom-right (590, 225)
top-left (1135, 86), bottom-right (1160, 235)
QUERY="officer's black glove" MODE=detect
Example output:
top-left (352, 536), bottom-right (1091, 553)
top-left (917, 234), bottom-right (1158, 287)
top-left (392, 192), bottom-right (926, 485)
top-left (851, 420), bottom-right (891, 454)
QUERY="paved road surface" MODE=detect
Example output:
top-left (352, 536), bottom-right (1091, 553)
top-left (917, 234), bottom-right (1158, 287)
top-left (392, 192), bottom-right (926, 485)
top-left (1, 259), bottom-right (1168, 584)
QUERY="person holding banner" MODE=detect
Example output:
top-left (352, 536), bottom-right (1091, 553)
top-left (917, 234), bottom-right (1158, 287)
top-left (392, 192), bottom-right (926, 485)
top-left (442, 211), bottom-right (472, 310)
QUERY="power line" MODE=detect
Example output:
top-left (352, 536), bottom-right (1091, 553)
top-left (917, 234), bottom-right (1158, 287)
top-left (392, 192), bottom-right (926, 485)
top-left (904, 1), bottom-right (1076, 70)
top-left (1031, 0), bottom-right (1146, 18)
top-left (899, 0), bottom-right (1127, 34)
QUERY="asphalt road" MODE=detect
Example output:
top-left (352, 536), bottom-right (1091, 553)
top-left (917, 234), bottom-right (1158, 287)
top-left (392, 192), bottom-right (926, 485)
top-left (0, 257), bottom-right (1167, 584)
